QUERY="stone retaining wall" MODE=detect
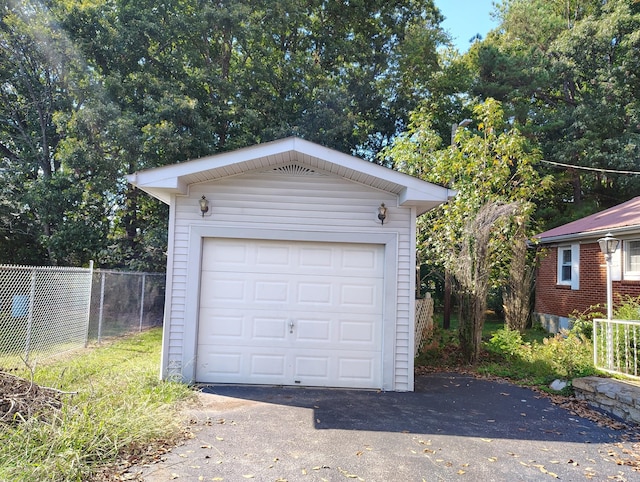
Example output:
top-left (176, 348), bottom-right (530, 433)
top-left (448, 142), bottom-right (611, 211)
top-left (573, 376), bottom-right (640, 425)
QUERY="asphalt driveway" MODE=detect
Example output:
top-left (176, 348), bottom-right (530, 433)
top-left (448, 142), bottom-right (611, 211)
top-left (132, 373), bottom-right (639, 481)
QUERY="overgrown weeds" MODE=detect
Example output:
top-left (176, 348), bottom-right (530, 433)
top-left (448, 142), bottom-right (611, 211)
top-left (417, 314), bottom-right (599, 392)
top-left (0, 328), bottom-right (194, 482)
top-left (480, 327), bottom-right (597, 390)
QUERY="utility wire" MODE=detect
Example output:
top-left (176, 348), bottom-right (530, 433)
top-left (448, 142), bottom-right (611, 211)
top-left (540, 159), bottom-right (640, 175)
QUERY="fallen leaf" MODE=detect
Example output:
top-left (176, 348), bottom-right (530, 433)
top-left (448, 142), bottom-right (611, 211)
top-left (488, 457), bottom-right (497, 462)
top-left (216, 437), bottom-right (224, 441)
top-left (457, 470), bottom-right (466, 475)
top-left (481, 438), bottom-right (493, 443)
top-left (170, 474), bottom-right (179, 480)
top-left (242, 475), bottom-right (255, 479)
top-left (500, 392), bottom-right (510, 396)
top-left (201, 445), bottom-right (212, 449)
top-left (338, 467), bottom-right (361, 479)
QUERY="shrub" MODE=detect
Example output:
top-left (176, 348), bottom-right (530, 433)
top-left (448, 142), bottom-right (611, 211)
top-left (485, 327), bottom-right (525, 360)
top-left (536, 331), bottom-right (596, 380)
top-left (614, 295), bottom-right (640, 320)
top-left (569, 304), bottom-right (604, 339)
top-left (481, 327), bottom-right (597, 385)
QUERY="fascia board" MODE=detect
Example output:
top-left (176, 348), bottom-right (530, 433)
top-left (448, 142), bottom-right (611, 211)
top-left (126, 137), bottom-right (452, 208)
top-left (536, 225), bottom-right (640, 245)
top-left (127, 173), bottom-right (187, 204)
top-left (130, 138), bottom-right (299, 184)
top-left (292, 137), bottom-right (450, 195)
top-left (398, 186), bottom-right (453, 214)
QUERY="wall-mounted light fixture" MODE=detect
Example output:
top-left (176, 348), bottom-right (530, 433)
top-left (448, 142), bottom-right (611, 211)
top-left (199, 195), bottom-right (209, 217)
top-left (378, 203), bottom-right (387, 225)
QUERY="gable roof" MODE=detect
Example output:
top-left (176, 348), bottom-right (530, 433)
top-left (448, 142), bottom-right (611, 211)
top-left (536, 196), bottom-right (640, 243)
top-left (127, 136), bottom-right (453, 215)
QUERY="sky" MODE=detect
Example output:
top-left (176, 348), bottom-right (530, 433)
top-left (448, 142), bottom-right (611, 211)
top-left (434, 0), bottom-right (501, 52)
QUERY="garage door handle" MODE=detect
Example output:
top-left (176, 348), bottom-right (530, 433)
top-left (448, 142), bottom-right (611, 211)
top-left (289, 320), bottom-right (295, 333)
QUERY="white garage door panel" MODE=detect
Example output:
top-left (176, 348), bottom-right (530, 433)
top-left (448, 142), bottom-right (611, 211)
top-left (196, 238), bottom-right (384, 388)
top-left (199, 274), bottom-right (383, 314)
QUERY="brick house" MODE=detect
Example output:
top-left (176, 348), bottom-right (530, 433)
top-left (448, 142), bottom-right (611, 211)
top-left (533, 196), bottom-right (640, 332)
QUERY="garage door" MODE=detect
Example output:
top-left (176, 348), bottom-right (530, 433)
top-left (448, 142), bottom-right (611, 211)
top-left (196, 238), bottom-right (384, 389)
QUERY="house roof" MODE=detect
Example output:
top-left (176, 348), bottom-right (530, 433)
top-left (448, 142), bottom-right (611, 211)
top-left (127, 136), bottom-right (453, 215)
top-left (535, 196), bottom-right (640, 243)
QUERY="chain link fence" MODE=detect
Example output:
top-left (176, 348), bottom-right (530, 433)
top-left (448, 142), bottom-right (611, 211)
top-left (89, 270), bottom-right (165, 343)
top-left (0, 265), bottom-right (165, 370)
top-left (0, 264), bottom-right (93, 370)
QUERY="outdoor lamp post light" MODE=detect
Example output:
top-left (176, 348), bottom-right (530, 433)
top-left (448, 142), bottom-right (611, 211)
top-left (199, 195), bottom-right (209, 217)
top-left (378, 203), bottom-right (387, 225)
top-left (598, 232), bottom-right (619, 320)
top-left (450, 118), bottom-right (473, 145)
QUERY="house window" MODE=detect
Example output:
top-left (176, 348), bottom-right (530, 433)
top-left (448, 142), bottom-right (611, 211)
top-left (557, 244), bottom-right (579, 289)
top-left (624, 240), bottom-right (640, 280)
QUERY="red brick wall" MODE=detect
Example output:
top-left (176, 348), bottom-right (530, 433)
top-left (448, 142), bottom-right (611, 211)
top-left (535, 242), bottom-right (640, 318)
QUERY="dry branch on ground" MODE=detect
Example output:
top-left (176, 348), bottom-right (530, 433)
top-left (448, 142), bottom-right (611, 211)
top-left (0, 371), bottom-right (64, 424)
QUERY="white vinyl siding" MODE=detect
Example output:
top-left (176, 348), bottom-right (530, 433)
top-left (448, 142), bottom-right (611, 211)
top-left (162, 166), bottom-right (414, 391)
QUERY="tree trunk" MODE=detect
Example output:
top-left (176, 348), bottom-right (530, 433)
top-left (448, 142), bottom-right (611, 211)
top-left (458, 290), bottom-right (487, 364)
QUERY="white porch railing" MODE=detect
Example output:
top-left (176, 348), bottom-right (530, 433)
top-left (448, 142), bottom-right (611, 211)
top-left (593, 318), bottom-right (640, 379)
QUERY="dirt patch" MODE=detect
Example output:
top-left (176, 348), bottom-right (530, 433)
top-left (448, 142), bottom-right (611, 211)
top-left (0, 371), bottom-right (64, 424)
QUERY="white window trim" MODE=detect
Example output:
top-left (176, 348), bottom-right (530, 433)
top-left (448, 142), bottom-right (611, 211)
top-left (623, 239), bottom-right (640, 281)
top-left (557, 244), bottom-right (580, 290)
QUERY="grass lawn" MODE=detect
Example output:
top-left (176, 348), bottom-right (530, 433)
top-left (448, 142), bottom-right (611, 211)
top-left (0, 328), bottom-right (194, 482)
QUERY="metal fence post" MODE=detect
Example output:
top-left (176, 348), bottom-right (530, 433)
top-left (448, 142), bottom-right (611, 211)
top-left (84, 261), bottom-right (94, 347)
top-left (98, 270), bottom-right (106, 344)
top-left (24, 267), bottom-right (37, 363)
top-left (139, 273), bottom-right (146, 332)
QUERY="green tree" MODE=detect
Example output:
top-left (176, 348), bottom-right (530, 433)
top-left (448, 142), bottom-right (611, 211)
top-left (0, 0), bottom-right (115, 265)
top-left (468, 0), bottom-right (640, 226)
top-left (382, 98), bottom-right (551, 362)
top-left (51, 0), bottom-right (447, 269)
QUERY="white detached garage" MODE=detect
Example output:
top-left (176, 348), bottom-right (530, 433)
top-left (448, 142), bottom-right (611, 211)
top-left (128, 137), bottom-right (450, 391)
